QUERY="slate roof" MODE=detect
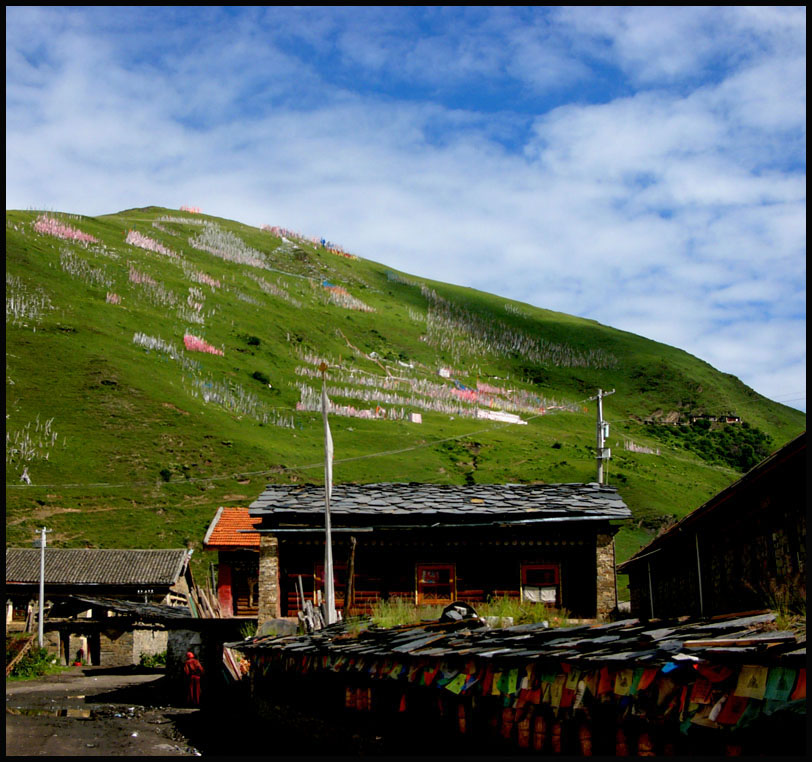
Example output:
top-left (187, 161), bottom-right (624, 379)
top-left (233, 610), bottom-right (805, 668)
top-left (203, 507), bottom-right (261, 549)
top-left (49, 594), bottom-right (193, 620)
top-left (249, 482), bottom-right (630, 528)
top-left (5, 548), bottom-right (191, 587)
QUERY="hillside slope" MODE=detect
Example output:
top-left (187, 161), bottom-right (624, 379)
top-left (6, 207), bottom-right (804, 589)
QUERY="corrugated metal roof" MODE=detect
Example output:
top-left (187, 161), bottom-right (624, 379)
top-left (203, 507), bottom-right (261, 549)
top-left (5, 548), bottom-right (190, 586)
top-left (249, 482), bottom-right (630, 527)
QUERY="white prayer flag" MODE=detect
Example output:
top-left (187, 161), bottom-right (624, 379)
top-left (322, 382), bottom-right (333, 499)
top-left (321, 376), bottom-right (337, 624)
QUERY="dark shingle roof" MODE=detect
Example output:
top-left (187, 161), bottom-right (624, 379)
top-left (232, 610), bottom-right (804, 668)
top-left (249, 482), bottom-right (629, 527)
top-left (50, 595), bottom-right (193, 620)
top-left (6, 548), bottom-right (190, 586)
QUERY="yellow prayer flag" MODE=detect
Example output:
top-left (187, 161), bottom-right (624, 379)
top-left (445, 673), bottom-right (467, 695)
top-left (614, 669), bottom-right (634, 696)
top-left (550, 674), bottom-right (566, 708)
top-left (734, 665), bottom-right (768, 700)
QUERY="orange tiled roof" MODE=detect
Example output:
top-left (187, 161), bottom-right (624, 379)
top-left (203, 507), bottom-right (261, 549)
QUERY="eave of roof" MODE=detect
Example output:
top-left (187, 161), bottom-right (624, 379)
top-left (618, 431), bottom-right (806, 571)
top-left (5, 548), bottom-right (191, 586)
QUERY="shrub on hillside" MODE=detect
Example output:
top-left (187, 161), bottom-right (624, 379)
top-left (647, 421), bottom-right (772, 472)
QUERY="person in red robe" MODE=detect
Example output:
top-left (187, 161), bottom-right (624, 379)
top-left (183, 651), bottom-right (204, 706)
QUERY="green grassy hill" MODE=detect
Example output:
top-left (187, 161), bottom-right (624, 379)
top-left (6, 207), bottom-right (804, 595)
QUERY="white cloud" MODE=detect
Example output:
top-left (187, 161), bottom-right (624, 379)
top-left (5, 6), bottom-right (805, 412)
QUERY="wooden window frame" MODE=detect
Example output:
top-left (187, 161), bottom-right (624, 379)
top-left (415, 563), bottom-right (456, 606)
top-left (520, 563), bottom-right (562, 607)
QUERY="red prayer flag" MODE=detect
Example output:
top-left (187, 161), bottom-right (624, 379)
top-left (790, 668), bottom-right (806, 700)
top-left (715, 694), bottom-right (749, 725)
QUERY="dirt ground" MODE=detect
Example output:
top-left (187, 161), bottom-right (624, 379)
top-left (5, 665), bottom-right (415, 758)
top-left (5, 666), bottom-right (214, 757)
top-left (5, 665), bottom-right (477, 758)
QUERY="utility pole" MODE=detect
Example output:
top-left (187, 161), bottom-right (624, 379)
top-left (33, 527), bottom-right (51, 648)
top-left (590, 389), bottom-right (614, 484)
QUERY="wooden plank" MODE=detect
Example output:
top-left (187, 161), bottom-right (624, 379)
top-left (6, 634), bottom-right (37, 676)
top-left (684, 634), bottom-right (797, 648)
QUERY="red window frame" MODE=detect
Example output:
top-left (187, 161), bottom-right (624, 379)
top-left (520, 563), bottom-right (561, 606)
top-left (416, 563), bottom-right (456, 605)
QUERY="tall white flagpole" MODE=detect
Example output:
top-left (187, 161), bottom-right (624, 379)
top-left (35, 527), bottom-right (50, 648)
top-left (320, 364), bottom-right (337, 625)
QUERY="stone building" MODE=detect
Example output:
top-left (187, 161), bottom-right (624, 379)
top-left (243, 482), bottom-right (630, 624)
top-left (5, 548), bottom-right (195, 666)
top-left (618, 431), bottom-right (806, 618)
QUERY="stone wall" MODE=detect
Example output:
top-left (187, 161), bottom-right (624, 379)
top-left (594, 533), bottom-right (617, 619)
top-left (257, 534), bottom-right (280, 625)
top-left (99, 627), bottom-right (135, 667)
top-left (133, 627), bottom-right (168, 663)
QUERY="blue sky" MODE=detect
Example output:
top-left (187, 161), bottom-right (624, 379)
top-left (6, 6), bottom-right (806, 411)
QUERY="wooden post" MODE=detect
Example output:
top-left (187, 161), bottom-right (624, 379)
top-left (346, 535), bottom-right (357, 615)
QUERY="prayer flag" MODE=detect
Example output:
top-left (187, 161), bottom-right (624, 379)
top-left (481, 666), bottom-right (494, 694)
top-left (696, 663), bottom-right (734, 683)
top-left (320, 375), bottom-right (336, 624)
top-left (583, 671), bottom-right (599, 696)
top-left (565, 668), bottom-right (581, 692)
top-left (597, 667), bottom-right (613, 695)
top-left (690, 677), bottom-right (714, 705)
top-left (715, 694), bottom-right (749, 725)
top-left (764, 667), bottom-right (795, 702)
top-left (321, 381), bottom-right (333, 499)
top-left (735, 698), bottom-right (763, 729)
top-left (614, 669), bottom-right (634, 696)
top-left (790, 668), bottom-right (805, 700)
top-left (507, 668), bottom-right (519, 695)
top-left (445, 674), bottom-right (467, 694)
top-left (550, 675), bottom-right (566, 707)
top-left (734, 665), bottom-right (768, 700)
top-left (629, 667), bottom-right (646, 695)
top-left (560, 687), bottom-right (575, 708)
